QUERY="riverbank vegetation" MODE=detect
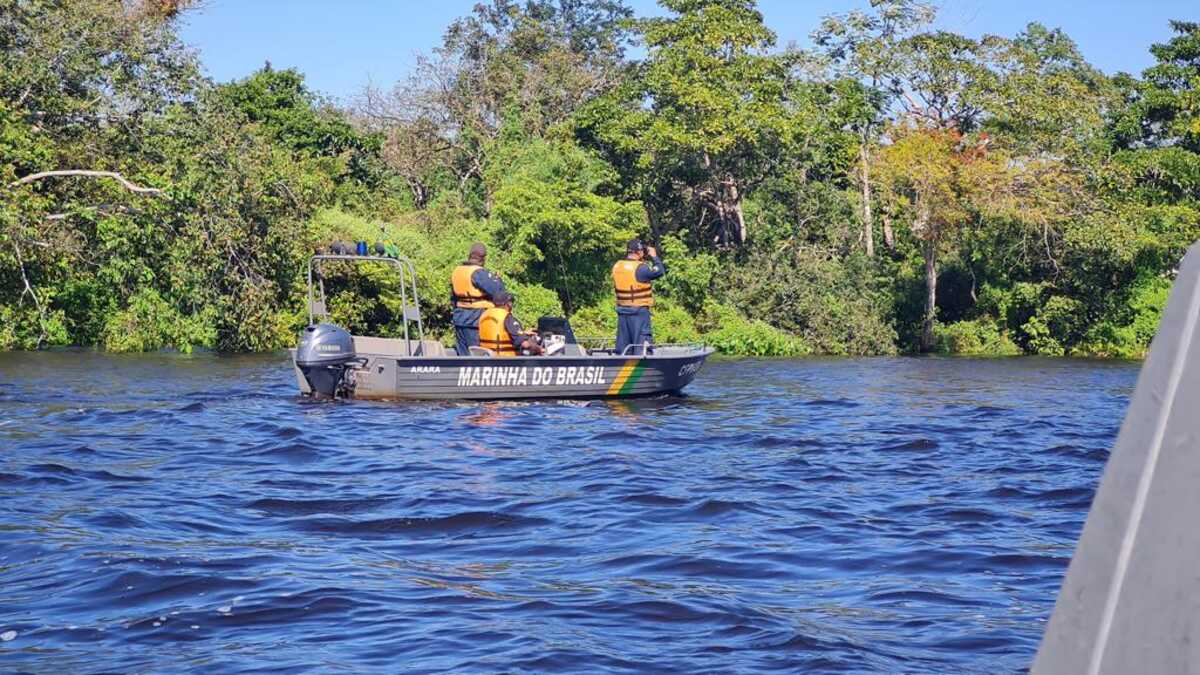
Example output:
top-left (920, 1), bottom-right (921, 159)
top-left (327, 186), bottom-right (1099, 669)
top-left (2, 1), bottom-right (1197, 357)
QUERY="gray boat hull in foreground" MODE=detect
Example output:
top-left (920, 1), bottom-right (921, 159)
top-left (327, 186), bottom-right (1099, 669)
top-left (293, 340), bottom-right (713, 400)
top-left (1034, 240), bottom-right (1200, 674)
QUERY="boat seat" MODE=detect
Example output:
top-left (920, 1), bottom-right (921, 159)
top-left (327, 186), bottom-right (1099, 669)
top-left (352, 336), bottom-right (444, 358)
top-left (415, 340), bottom-right (447, 357)
top-left (467, 346), bottom-right (494, 357)
top-left (560, 343), bottom-right (587, 356)
top-left (353, 336), bottom-right (407, 357)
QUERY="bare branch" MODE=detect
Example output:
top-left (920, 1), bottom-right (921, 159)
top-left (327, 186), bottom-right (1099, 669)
top-left (10, 170), bottom-right (164, 195)
top-left (11, 241), bottom-right (49, 348)
top-left (273, 180), bottom-right (300, 208)
top-left (15, 84), bottom-right (34, 107)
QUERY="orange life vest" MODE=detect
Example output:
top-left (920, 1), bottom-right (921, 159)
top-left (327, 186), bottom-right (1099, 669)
top-left (451, 264), bottom-right (494, 309)
top-left (612, 259), bottom-right (654, 307)
top-left (479, 307), bottom-right (518, 356)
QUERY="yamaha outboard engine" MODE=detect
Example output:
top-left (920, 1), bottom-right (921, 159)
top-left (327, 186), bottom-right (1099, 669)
top-left (295, 323), bottom-right (358, 399)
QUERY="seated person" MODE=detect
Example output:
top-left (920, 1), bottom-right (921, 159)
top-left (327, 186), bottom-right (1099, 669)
top-left (479, 292), bottom-right (545, 356)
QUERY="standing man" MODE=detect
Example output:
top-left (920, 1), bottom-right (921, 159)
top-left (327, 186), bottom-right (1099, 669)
top-left (612, 239), bottom-right (666, 355)
top-left (479, 292), bottom-right (545, 357)
top-left (451, 242), bottom-right (508, 355)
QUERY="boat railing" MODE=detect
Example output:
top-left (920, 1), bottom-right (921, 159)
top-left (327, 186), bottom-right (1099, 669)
top-left (574, 336), bottom-right (708, 356)
top-left (575, 336), bottom-right (614, 351)
top-left (307, 254), bottom-right (425, 355)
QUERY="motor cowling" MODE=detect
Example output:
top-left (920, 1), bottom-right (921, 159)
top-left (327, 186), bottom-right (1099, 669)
top-left (296, 323), bottom-right (357, 398)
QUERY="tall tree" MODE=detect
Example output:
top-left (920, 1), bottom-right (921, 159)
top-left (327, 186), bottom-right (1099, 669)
top-left (1107, 20), bottom-right (1200, 229)
top-left (875, 125), bottom-right (1002, 350)
top-left (812, 0), bottom-right (936, 255)
top-left (579, 0), bottom-right (805, 246)
top-left (971, 25), bottom-right (1111, 293)
top-left (217, 66), bottom-right (383, 197)
top-left (357, 0), bottom-right (632, 210)
top-left (1112, 21), bottom-right (1200, 154)
top-left (1100, 21), bottom-right (1200, 287)
top-left (872, 31), bottom-right (997, 350)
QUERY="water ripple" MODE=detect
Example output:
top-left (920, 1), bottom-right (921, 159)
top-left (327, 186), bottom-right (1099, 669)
top-left (0, 351), bottom-right (1136, 672)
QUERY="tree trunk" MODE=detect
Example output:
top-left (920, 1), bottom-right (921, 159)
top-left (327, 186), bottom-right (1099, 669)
top-left (882, 211), bottom-right (895, 250)
top-left (729, 186), bottom-right (746, 244)
top-left (859, 138), bottom-right (874, 257)
top-left (406, 178), bottom-right (428, 209)
top-left (705, 173), bottom-right (747, 246)
top-left (920, 236), bottom-right (938, 353)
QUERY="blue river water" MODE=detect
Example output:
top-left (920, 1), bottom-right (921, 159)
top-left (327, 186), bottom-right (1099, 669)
top-left (0, 352), bottom-right (1137, 673)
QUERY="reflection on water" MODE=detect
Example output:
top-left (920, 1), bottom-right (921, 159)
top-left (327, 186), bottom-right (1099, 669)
top-left (462, 404), bottom-right (507, 428)
top-left (0, 351), bottom-right (1137, 672)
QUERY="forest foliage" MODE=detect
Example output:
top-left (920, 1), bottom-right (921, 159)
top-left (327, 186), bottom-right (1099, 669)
top-left (2, 0), bottom-right (1198, 357)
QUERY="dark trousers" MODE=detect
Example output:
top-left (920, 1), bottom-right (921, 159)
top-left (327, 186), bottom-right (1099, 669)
top-left (616, 307), bottom-right (653, 355)
top-left (455, 326), bottom-right (480, 356)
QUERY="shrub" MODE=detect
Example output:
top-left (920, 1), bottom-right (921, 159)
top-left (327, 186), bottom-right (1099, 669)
top-left (1076, 274), bottom-right (1170, 358)
top-left (646, 299), bottom-right (703, 344)
top-left (568, 303), bottom-right (617, 340)
top-left (1020, 316), bottom-right (1065, 356)
top-left (701, 303), bottom-right (810, 356)
top-left (934, 319), bottom-right (1021, 356)
top-left (723, 245), bottom-right (896, 355)
top-left (656, 233), bottom-right (718, 312)
top-left (0, 304), bottom-right (69, 350)
top-left (705, 317), bottom-right (810, 356)
top-left (102, 288), bottom-right (216, 352)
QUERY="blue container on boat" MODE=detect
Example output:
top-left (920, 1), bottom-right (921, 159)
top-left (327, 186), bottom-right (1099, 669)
top-left (355, 241), bottom-right (367, 256)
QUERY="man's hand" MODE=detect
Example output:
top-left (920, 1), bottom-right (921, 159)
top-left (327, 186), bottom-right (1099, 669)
top-left (646, 245), bottom-right (658, 258)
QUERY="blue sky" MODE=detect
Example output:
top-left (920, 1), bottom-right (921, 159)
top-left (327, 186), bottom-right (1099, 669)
top-left (179, 0), bottom-right (1195, 102)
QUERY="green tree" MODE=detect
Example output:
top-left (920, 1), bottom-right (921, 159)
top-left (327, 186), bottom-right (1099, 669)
top-left (578, 0), bottom-right (807, 246)
top-left (357, 0), bottom-right (632, 212)
top-left (1112, 21), bottom-right (1200, 154)
top-left (949, 25), bottom-right (1113, 353)
top-left (0, 0), bottom-right (200, 347)
top-left (875, 126), bottom-right (988, 350)
top-left (0, 1), bottom-right (338, 352)
top-left (1063, 20), bottom-right (1200, 357)
top-left (217, 67), bottom-right (384, 200)
top-left (812, 0), bottom-right (936, 255)
top-left (487, 135), bottom-right (644, 311)
top-left (1107, 20), bottom-right (1200, 217)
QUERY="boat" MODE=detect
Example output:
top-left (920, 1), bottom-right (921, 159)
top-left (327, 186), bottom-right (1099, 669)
top-left (290, 253), bottom-right (713, 400)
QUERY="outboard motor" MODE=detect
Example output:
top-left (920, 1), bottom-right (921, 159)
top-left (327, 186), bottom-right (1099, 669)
top-left (295, 323), bottom-right (358, 399)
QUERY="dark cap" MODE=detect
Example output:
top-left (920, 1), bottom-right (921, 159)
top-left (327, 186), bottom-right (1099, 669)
top-left (626, 238), bottom-right (645, 253)
top-left (493, 291), bottom-right (514, 305)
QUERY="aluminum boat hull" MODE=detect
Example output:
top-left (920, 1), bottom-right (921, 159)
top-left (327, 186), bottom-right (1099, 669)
top-left (292, 347), bottom-right (713, 400)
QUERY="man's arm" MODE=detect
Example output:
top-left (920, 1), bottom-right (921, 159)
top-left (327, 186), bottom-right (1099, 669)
top-left (636, 247), bottom-right (666, 282)
top-left (505, 314), bottom-right (543, 354)
top-left (473, 268), bottom-right (508, 298)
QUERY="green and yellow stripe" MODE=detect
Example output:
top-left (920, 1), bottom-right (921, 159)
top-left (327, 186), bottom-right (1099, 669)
top-left (606, 360), bottom-right (647, 396)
